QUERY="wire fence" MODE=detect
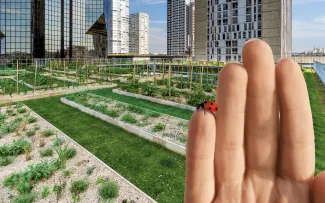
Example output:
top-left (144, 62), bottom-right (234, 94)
top-left (314, 61), bottom-right (325, 87)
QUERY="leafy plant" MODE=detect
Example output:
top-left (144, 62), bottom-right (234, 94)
top-left (62, 168), bottom-right (74, 177)
top-left (33, 124), bottom-right (40, 131)
top-left (53, 142), bottom-right (76, 169)
top-left (99, 181), bottom-right (119, 200)
top-left (121, 113), bottom-right (137, 124)
top-left (53, 180), bottom-right (66, 201)
top-left (11, 192), bottom-right (37, 203)
top-left (42, 186), bottom-right (50, 198)
top-left (187, 91), bottom-right (208, 106)
top-left (39, 139), bottom-right (45, 147)
top-left (41, 129), bottom-right (55, 137)
top-left (145, 111), bottom-right (161, 118)
top-left (67, 148), bottom-right (77, 159)
top-left (96, 177), bottom-right (104, 184)
top-left (0, 139), bottom-right (31, 157)
top-left (152, 123), bottom-right (165, 132)
top-left (70, 179), bottom-right (89, 195)
top-left (0, 156), bottom-right (14, 166)
top-left (40, 148), bottom-right (53, 157)
top-left (86, 165), bottom-right (95, 175)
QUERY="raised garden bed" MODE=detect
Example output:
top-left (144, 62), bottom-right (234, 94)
top-left (0, 104), bottom-right (155, 203)
top-left (62, 93), bottom-right (188, 154)
top-left (0, 78), bottom-right (32, 96)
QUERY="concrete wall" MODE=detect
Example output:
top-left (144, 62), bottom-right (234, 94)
top-left (261, 0), bottom-right (292, 62)
top-left (194, 0), bottom-right (207, 61)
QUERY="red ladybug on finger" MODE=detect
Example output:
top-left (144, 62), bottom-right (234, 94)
top-left (196, 100), bottom-right (218, 116)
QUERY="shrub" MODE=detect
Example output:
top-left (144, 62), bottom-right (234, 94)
top-left (160, 87), bottom-right (180, 97)
top-left (99, 181), bottom-right (119, 199)
top-left (53, 142), bottom-right (76, 169)
top-left (53, 181), bottom-right (66, 200)
top-left (27, 116), bottom-right (37, 123)
top-left (121, 113), bottom-right (137, 124)
top-left (62, 168), bottom-right (74, 177)
top-left (0, 156), bottom-right (14, 166)
top-left (25, 129), bottom-right (36, 137)
top-left (115, 103), bottom-right (126, 109)
top-left (40, 148), bottom-right (53, 157)
top-left (140, 83), bottom-right (158, 97)
top-left (86, 165), bottom-right (95, 175)
top-left (126, 105), bottom-right (146, 114)
top-left (152, 123), bottom-right (165, 132)
top-left (42, 186), bottom-right (50, 198)
top-left (41, 129), bottom-right (55, 137)
top-left (70, 180), bottom-right (89, 195)
top-left (0, 139), bottom-right (31, 157)
top-left (11, 193), bottom-right (37, 203)
top-left (187, 91), bottom-right (208, 106)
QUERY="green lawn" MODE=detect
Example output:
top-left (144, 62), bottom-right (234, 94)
top-left (304, 70), bottom-right (325, 174)
top-left (89, 88), bottom-right (193, 120)
top-left (24, 96), bottom-right (186, 203)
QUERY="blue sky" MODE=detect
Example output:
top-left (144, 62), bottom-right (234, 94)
top-left (130, 0), bottom-right (325, 53)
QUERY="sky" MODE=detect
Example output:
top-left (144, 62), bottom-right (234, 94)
top-left (130, 0), bottom-right (325, 54)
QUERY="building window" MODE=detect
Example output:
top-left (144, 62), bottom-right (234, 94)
top-left (243, 31), bottom-right (246, 38)
top-left (233, 17), bottom-right (238, 24)
top-left (246, 15), bottom-right (251, 22)
top-left (239, 32), bottom-right (241, 39)
top-left (232, 48), bottom-right (238, 54)
top-left (258, 30), bottom-right (262, 37)
top-left (234, 32), bottom-right (237, 39)
top-left (215, 41), bottom-right (219, 47)
top-left (232, 40), bottom-right (238, 46)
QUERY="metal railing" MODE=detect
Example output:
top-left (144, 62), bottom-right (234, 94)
top-left (314, 61), bottom-right (325, 86)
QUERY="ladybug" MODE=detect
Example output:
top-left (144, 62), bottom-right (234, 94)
top-left (196, 100), bottom-right (218, 115)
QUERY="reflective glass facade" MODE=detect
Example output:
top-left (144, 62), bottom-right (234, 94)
top-left (0, 0), bottom-right (107, 59)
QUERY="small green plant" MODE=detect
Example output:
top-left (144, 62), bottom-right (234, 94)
top-left (121, 113), bottom-right (137, 124)
top-left (52, 137), bottom-right (65, 147)
top-left (0, 156), bottom-right (14, 166)
top-left (18, 108), bottom-right (27, 114)
top-left (11, 192), bottom-right (37, 203)
top-left (0, 139), bottom-right (32, 157)
top-left (116, 103), bottom-right (126, 109)
top-left (67, 148), bottom-right (77, 159)
top-left (16, 103), bottom-right (23, 109)
top-left (71, 180), bottom-right (89, 195)
top-left (86, 165), bottom-right (95, 175)
top-left (27, 116), bottom-right (37, 123)
top-left (41, 129), bottom-right (55, 137)
top-left (99, 181), bottom-right (119, 200)
top-left (145, 111), bottom-right (161, 118)
top-left (42, 186), bottom-right (50, 198)
top-left (6, 109), bottom-right (14, 116)
top-left (62, 168), bottom-right (74, 177)
top-left (152, 123), bottom-right (165, 132)
top-left (106, 110), bottom-right (120, 118)
top-left (53, 180), bottom-right (66, 201)
top-left (33, 124), bottom-right (40, 131)
top-left (126, 105), bottom-right (146, 114)
top-left (40, 148), bottom-right (53, 157)
top-left (96, 177), bottom-right (104, 184)
top-left (53, 141), bottom-right (76, 169)
top-left (25, 129), bottom-right (36, 137)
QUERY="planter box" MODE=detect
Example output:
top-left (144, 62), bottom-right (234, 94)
top-left (113, 89), bottom-right (197, 112)
top-left (61, 97), bottom-right (187, 156)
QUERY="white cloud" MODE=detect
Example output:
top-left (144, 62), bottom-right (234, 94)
top-left (136, 0), bottom-right (166, 5)
top-left (293, 0), bottom-right (325, 4)
top-left (150, 27), bottom-right (167, 54)
top-left (314, 16), bottom-right (325, 23)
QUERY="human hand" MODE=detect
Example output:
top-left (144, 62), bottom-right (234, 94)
top-left (184, 39), bottom-right (325, 203)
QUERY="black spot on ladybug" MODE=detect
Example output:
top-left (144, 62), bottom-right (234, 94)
top-left (209, 107), bottom-right (212, 110)
top-left (211, 102), bottom-right (213, 105)
top-left (204, 101), bottom-right (207, 104)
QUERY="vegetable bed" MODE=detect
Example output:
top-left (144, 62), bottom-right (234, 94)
top-left (0, 104), bottom-right (154, 203)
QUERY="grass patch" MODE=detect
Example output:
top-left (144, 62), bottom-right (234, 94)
top-left (41, 129), bottom-right (55, 137)
top-left (121, 113), bottom-right (138, 124)
top-left (106, 109), bottom-right (120, 118)
top-left (86, 165), bottom-right (95, 175)
top-left (25, 129), bottom-right (36, 137)
top-left (24, 96), bottom-right (186, 203)
top-left (52, 137), bottom-right (65, 147)
top-left (0, 156), bottom-right (14, 166)
top-left (71, 179), bottom-right (89, 195)
top-left (0, 139), bottom-right (31, 157)
top-left (126, 105), bottom-right (146, 114)
top-left (40, 148), bottom-right (53, 157)
top-left (304, 71), bottom-right (325, 175)
top-left (18, 108), bottom-right (27, 114)
top-left (152, 123), bottom-right (165, 132)
top-left (27, 116), bottom-right (37, 123)
top-left (11, 192), bottom-right (37, 203)
top-left (90, 88), bottom-right (192, 120)
top-left (99, 181), bottom-right (119, 200)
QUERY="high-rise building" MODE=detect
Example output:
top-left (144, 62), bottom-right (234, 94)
top-left (129, 12), bottom-right (149, 54)
top-left (195, 0), bottom-right (292, 62)
top-left (105, 0), bottom-right (129, 54)
top-left (167, 0), bottom-right (195, 56)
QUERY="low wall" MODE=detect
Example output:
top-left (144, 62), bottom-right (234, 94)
top-left (61, 97), bottom-right (187, 156)
top-left (112, 89), bottom-right (196, 112)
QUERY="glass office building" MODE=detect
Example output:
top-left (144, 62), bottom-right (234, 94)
top-left (0, 0), bottom-right (107, 59)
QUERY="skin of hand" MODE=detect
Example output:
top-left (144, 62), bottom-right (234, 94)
top-left (184, 39), bottom-right (325, 203)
